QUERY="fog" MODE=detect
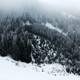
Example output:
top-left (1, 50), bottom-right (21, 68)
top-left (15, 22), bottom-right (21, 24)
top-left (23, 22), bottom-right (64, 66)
top-left (0, 0), bottom-right (80, 15)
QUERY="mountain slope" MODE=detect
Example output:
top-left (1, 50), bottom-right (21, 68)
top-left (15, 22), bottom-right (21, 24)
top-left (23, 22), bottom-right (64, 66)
top-left (0, 56), bottom-right (80, 80)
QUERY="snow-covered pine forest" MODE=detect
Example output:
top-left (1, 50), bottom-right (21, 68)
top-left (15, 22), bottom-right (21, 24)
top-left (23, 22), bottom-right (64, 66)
top-left (0, 12), bottom-right (80, 76)
top-left (0, 0), bottom-right (80, 80)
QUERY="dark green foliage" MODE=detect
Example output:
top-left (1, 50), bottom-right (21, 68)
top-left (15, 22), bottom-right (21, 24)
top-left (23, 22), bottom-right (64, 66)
top-left (0, 17), bottom-right (32, 63)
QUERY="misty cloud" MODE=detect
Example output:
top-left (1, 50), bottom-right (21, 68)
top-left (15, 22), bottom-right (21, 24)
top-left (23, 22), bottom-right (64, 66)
top-left (0, 0), bottom-right (80, 15)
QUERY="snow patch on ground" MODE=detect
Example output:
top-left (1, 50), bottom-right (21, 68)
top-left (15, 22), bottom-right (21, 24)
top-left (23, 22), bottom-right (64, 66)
top-left (0, 56), bottom-right (80, 80)
top-left (45, 22), bottom-right (67, 36)
top-left (23, 20), bottom-right (32, 26)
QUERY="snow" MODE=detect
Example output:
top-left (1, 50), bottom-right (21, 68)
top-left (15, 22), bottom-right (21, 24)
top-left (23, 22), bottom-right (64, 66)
top-left (0, 57), bottom-right (50, 80)
top-left (23, 21), bottom-right (32, 26)
top-left (0, 56), bottom-right (80, 80)
top-left (45, 22), bottom-right (67, 36)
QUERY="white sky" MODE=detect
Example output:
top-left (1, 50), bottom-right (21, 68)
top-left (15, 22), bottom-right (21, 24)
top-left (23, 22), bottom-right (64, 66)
top-left (0, 0), bottom-right (80, 14)
top-left (39, 0), bottom-right (80, 13)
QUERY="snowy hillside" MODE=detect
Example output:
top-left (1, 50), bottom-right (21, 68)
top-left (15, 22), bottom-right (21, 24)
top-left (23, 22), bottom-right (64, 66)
top-left (0, 0), bottom-right (80, 80)
top-left (0, 56), bottom-right (80, 80)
